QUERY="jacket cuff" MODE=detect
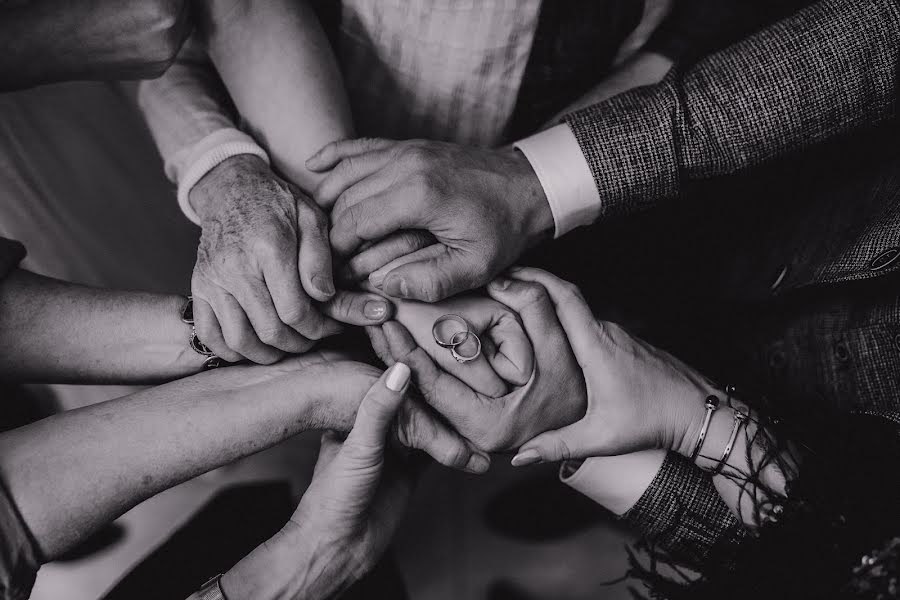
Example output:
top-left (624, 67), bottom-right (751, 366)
top-left (514, 124), bottom-right (602, 237)
top-left (622, 451), bottom-right (744, 567)
top-left (172, 129), bottom-right (270, 225)
top-left (564, 76), bottom-right (680, 221)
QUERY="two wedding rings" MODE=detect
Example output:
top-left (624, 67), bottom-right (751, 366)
top-left (431, 314), bottom-right (482, 363)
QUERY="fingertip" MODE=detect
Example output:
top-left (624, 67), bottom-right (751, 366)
top-left (466, 452), bottom-right (491, 474)
top-left (510, 448), bottom-right (543, 467)
top-left (382, 274), bottom-right (409, 299)
top-left (385, 362), bottom-right (411, 392)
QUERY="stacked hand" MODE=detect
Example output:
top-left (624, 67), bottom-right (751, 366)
top-left (308, 139), bottom-right (554, 302)
top-left (506, 269), bottom-right (715, 465)
top-left (371, 267), bottom-right (714, 463)
top-left (220, 363), bottom-right (423, 599)
top-left (371, 274), bottom-right (588, 453)
top-left (189, 155), bottom-right (394, 364)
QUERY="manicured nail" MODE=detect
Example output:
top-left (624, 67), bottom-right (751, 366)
top-left (510, 449), bottom-right (542, 467)
top-left (490, 277), bottom-right (511, 291)
top-left (313, 275), bottom-right (335, 297)
top-left (364, 300), bottom-right (387, 320)
top-left (465, 453), bottom-right (491, 474)
top-left (385, 362), bottom-right (411, 392)
top-left (369, 269), bottom-right (387, 288)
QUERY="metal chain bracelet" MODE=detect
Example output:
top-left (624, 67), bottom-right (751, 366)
top-left (181, 296), bottom-right (227, 370)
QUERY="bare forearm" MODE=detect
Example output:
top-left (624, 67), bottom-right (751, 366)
top-left (0, 0), bottom-right (190, 91)
top-left (198, 0), bottom-right (354, 191)
top-left (0, 270), bottom-right (205, 383)
top-left (0, 363), bottom-right (328, 560)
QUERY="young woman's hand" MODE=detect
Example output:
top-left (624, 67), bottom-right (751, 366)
top-left (507, 268), bottom-right (714, 466)
top-left (220, 363), bottom-right (421, 600)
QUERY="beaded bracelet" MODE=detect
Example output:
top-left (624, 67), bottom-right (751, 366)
top-left (181, 296), bottom-right (227, 370)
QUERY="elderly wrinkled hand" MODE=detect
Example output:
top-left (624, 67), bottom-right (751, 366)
top-left (372, 275), bottom-right (587, 454)
top-left (307, 138), bottom-right (554, 303)
top-left (188, 155), bottom-right (393, 365)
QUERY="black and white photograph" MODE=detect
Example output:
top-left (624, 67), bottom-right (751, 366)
top-left (0, 1), bottom-right (898, 598)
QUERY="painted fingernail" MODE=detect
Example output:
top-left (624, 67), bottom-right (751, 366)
top-left (510, 449), bottom-right (542, 467)
top-left (364, 300), bottom-right (388, 320)
top-left (465, 453), bottom-right (491, 474)
top-left (385, 362), bottom-right (411, 392)
top-left (313, 275), bottom-right (335, 297)
top-left (490, 277), bottom-right (511, 291)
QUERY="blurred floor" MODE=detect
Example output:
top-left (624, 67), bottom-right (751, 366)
top-left (0, 81), bottom-right (635, 599)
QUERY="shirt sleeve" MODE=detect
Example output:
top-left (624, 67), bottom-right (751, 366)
top-left (137, 35), bottom-right (269, 225)
top-left (513, 124), bottom-right (602, 237)
top-left (0, 477), bottom-right (40, 600)
top-left (564, 0), bottom-right (900, 222)
top-left (559, 450), bottom-right (666, 515)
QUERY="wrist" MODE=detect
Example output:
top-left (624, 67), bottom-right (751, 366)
top-left (672, 377), bottom-right (723, 459)
top-left (189, 154), bottom-right (269, 223)
top-left (507, 148), bottom-right (554, 245)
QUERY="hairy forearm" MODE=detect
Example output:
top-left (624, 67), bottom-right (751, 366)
top-left (0, 362), bottom-right (334, 560)
top-left (197, 0), bottom-right (354, 191)
top-left (0, 269), bottom-right (205, 383)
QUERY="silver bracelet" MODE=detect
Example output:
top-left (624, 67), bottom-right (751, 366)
top-left (712, 408), bottom-right (749, 475)
top-left (690, 395), bottom-right (720, 461)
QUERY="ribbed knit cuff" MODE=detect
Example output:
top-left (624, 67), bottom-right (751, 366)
top-left (175, 130), bottom-right (270, 225)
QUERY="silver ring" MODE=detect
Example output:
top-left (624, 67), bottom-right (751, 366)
top-left (450, 331), bottom-right (482, 363)
top-left (432, 314), bottom-right (471, 348)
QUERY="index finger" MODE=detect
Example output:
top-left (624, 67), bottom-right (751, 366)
top-left (506, 268), bottom-right (598, 359)
top-left (344, 362), bottom-right (411, 452)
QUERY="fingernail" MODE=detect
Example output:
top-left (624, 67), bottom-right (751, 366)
top-left (384, 277), bottom-right (409, 298)
top-left (511, 449), bottom-right (542, 467)
top-left (364, 300), bottom-right (388, 320)
top-left (465, 453), bottom-right (490, 474)
top-left (490, 277), bottom-right (511, 291)
top-left (369, 269), bottom-right (387, 288)
top-left (385, 362), bottom-right (411, 392)
top-left (313, 275), bottom-right (335, 297)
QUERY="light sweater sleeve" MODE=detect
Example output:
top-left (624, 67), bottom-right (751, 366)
top-left (137, 35), bottom-right (269, 224)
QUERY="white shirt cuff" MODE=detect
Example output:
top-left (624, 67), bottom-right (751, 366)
top-left (514, 124), bottom-right (601, 238)
top-left (560, 450), bottom-right (667, 516)
top-left (172, 129), bottom-right (270, 225)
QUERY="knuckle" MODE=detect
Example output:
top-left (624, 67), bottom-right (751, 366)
top-left (439, 443), bottom-right (470, 469)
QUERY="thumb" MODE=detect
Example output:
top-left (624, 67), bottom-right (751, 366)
top-left (510, 420), bottom-right (597, 466)
top-left (381, 247), bottom-right (480, 302)
top-left (340, 362), bottom-right (411, 461)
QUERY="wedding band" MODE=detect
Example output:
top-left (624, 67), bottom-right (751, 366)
top-left (450, 330), bottom-right (482, 363)
top-left (432, 314), bottom-right (471, 348)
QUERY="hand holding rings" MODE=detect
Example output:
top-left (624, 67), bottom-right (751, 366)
top-left (432, 314), bottom-right (482, 364)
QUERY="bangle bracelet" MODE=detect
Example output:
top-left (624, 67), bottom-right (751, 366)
top-left (712, 408), bottom-right (749, 475)
top-left (690, 395), bottom-right (720, 461)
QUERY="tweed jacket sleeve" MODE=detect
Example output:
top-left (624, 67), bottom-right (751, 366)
top-left (621, 452), bottom-right (745, 568)
top-left (565, 0), bottom-right (900, 222)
